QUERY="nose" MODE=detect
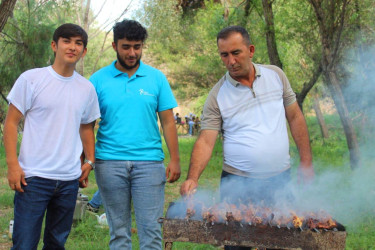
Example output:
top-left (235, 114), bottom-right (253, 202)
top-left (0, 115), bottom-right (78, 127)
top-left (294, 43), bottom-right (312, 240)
top-left (227, 54), bottom-right (236, 66)
top-left (128, 47), bottom-right (136, 57)
top-left (68, 41), bottom-right (76, 51)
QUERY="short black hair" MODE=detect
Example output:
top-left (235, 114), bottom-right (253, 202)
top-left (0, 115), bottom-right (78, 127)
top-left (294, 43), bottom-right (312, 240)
top-left (113, 19), bottom-right (148, 44)
top-left (217, 26), bottom-right (252, 46)
top-left (53, 23), bottom-right (88, 48)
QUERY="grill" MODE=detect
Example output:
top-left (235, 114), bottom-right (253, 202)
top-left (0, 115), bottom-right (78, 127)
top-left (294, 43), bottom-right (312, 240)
top-left (161, 202), bottom-right (347, 250)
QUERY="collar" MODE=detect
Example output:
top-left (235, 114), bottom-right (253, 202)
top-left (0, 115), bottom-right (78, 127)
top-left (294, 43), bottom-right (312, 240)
top-left (109, 60), bottom-right (147, 78)
top-left (225, 62), bottom-right (261, 87)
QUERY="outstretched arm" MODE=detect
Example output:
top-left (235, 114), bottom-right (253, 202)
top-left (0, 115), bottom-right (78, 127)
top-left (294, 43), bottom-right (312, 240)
top-left (159, 109), bottom-right (181, 183)
top-left (4, 104), bottom-right (26, 192)
top-left (79, 121), bottom-right (96, 188)
top-left (285, 102), bottom-right (314, 183)
top-left (180, 129), bottom-right (219, 196)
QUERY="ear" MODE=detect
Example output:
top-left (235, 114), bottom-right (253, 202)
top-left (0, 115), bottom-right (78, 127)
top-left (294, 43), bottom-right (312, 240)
top-left (51, 40), bottom-right (57, 53)
top-left (249, 45), bottom-right (255, 58)
top-left (81, 47), bottom-right (88, 59)
top-left (112, 42), bottom-right (117, 51)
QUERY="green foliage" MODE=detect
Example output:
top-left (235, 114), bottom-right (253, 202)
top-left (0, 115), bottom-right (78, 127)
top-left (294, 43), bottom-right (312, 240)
top-left (0, 0), bottom-right (58, 93)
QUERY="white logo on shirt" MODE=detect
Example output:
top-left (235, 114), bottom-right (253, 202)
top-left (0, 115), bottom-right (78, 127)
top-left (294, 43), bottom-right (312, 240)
top-left (139, 89), bottom-right (154, 96)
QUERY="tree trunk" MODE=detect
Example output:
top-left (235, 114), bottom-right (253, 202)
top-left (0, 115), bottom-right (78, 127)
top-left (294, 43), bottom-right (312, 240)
top-left (309, 0), bottom-right (361, 169)
top-left (296, 63), bottom-right (322, 111)
top-left (312, 95), bottom-right (329, 139)
top-left (0, 0), bottom-right (17, 33)
top-left (261, 0), bottom-right (283, 69)
top-left (324, 70), bottom-right (360, 169)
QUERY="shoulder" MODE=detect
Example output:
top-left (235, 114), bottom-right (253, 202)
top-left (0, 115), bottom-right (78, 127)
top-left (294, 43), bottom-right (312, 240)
top-left (90, 64), bottom-right (113, 79)
top-left (74, 72), bottom-right (96, 91)
top-left (257, 64), bottom-right (287, 79)
top-left (19, 67), bottom-right (49, 81)
top-left (140, 63), bottom-right (166, 78)
top-left (208, 75), bottom-right (226, 99)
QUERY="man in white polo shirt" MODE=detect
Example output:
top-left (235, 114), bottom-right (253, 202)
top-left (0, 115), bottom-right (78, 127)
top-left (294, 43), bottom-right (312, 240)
top-left (180, 26), bottom-right (313, 211)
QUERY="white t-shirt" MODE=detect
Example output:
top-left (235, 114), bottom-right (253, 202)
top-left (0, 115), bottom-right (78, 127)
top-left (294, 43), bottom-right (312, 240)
top-left (7, 66), bottom-right (100, 180)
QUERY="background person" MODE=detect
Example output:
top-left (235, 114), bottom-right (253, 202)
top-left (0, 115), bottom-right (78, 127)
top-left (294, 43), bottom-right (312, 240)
top-left (180, 26), bottom-right (314, 249)
top-left (86, 189), bottom-right (102, 213)
top-left (4, 23), bottom-right (100, 249)
top-left (90, 19), bottom-right (180, 249)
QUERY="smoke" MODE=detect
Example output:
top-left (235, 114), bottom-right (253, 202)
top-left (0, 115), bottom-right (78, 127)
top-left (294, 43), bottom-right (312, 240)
top-left (167, 41), bottom-right (375, 231)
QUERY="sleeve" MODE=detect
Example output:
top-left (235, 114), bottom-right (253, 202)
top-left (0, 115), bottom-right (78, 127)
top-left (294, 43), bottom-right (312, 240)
top-left (265, 65), bottom-right (296, 107)
top-left (157, 72), bottom-right (178, 112)
top-left (200, 79), bottom-right (224, 131)
top-left (7, 74), bottom-right (33, 115)
top-left (81, 85), bottom-right (101, 124)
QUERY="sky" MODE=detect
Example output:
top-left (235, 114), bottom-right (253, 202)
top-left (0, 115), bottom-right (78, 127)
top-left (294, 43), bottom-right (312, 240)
top-left (90, 0), bottom-right (144, 27)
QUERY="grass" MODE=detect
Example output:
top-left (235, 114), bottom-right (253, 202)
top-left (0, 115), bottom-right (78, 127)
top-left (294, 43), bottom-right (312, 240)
top-left (0, 114), bottom-right (374, 249)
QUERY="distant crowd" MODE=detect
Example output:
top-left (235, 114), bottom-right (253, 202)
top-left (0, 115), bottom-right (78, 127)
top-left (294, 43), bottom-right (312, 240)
top-left (174, 112), bottom-right (200, 136)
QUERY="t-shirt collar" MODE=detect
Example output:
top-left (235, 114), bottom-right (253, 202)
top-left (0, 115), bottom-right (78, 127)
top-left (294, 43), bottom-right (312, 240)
top-left (225, 62), bottom-right (261, 87)
top-left (109, 60), bottom-right (147, 78)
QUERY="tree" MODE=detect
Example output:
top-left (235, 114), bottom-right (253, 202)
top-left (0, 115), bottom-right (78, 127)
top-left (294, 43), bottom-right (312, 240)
top-left (0, 0), bottom-right (17, 33)
top-left (261, 0), bottom-right (282, 69)
top-left (308, 0), bottom-right (360, 169)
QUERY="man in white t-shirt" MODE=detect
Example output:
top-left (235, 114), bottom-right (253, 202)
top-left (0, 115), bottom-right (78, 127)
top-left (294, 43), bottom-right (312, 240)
top-left (3, 23), bottom-right (100, 249)
top-left (180, 26), bottom-right (314, 218)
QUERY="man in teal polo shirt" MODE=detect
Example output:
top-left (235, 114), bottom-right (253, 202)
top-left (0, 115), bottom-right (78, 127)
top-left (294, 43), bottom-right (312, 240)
top-left (90, 19), bottom-right (180, 249)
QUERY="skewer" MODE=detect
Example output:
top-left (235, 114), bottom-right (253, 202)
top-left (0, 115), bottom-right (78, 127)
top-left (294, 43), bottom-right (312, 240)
top-left (313, 228), bottom-right (320, 233)
top-left (248, 222), bottom-right (252, 226)
top-left (324, 228), bottom-right (328, 232)
top-left (240, 223), bottom-right (243, 228)
top-left (299, 226), bottom-right (303, 231)
top-left (277, 225), bottom-right (281, 229)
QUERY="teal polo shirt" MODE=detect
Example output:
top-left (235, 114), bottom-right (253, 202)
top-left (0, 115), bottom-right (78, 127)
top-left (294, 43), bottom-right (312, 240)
top-left (90, 60), bottom-right (178, 161)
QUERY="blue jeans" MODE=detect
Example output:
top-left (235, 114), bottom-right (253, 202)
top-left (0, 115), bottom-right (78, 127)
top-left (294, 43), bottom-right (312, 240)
top-left (188, 123), bottom-right (194, 135)
top-left (95, 160), bottom-right (166, 250)
top-left (88, 190), bottom-right (102, 208)
top-left (12, 176), bottom-right (79, 250)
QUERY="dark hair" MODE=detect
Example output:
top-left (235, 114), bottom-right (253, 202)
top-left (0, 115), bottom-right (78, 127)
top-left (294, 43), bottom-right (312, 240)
top-left (217, 26), bottom-right (252, 46)
top-left (113, 19), bottom-right (148, 44)
top-left (53, 23), bottom-right (88, 48)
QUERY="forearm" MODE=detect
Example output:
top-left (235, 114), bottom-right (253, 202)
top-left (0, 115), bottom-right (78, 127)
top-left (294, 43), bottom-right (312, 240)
top-left (162, 121), bottom-right (180, 163)
top-left (289, 113), bottom-right (312, 166)
top-left (187, 130), bottom-right (218, 181)
top-left (80, 122), bottom-right (95, 162)
top-left (4, 122), bottom-right (20, 167)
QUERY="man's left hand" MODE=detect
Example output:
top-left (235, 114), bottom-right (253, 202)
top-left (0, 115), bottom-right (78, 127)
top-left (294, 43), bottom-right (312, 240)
top-left (166, 160), bottom-right (181, 183)
top-left (79, 163), bottom-right (92, 188)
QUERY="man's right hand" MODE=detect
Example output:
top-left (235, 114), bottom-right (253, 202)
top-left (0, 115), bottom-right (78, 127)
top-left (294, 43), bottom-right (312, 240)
top-left (7, 164), bottom-right (27, 192)
top-left (180, 179), bottom-right (198, 196)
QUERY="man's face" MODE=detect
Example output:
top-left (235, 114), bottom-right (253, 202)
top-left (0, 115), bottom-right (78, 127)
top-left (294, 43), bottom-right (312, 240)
top-left (217, 32), bottom-right (255, 80)
top-left (113, 38), bottom-right (143, 70)
top-left (51, 36), bottom-right (87, 64)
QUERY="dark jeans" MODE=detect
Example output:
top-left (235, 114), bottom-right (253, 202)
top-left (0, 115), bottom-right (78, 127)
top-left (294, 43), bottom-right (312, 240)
top-left (12, 176), bottom-right (79, 250)
top-left (220, 169), bottom-right (292, 250)
top-left (220, 169), bottom-right (292, 206)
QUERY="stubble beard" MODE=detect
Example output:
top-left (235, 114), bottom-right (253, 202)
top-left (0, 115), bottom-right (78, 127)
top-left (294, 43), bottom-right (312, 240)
top-left (117, 51), bottom-right (141, 70)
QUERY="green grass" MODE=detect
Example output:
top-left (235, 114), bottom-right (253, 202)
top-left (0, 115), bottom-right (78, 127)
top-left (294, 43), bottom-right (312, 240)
top-left (0, 114), bottom-right (374, 249)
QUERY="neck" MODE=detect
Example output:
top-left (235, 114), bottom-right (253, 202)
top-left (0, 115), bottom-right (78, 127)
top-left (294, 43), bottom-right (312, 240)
top-left (232, 64), bottom-right (256, 88)
top-left (115, 61), bottom-right (139, 78)
top-left (52, 62), bottom-right (76, 77)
